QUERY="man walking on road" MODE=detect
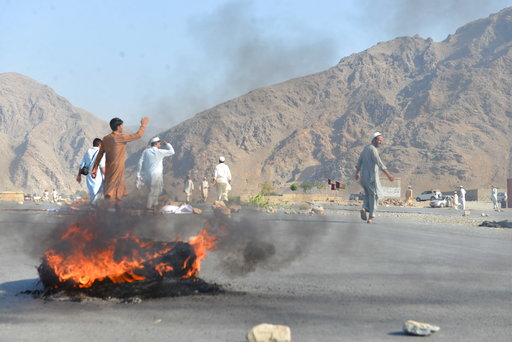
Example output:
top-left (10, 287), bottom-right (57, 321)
top-left (77, 138), bottom-right (106, 205)
top-left (491, 185), bottom-right (499, 211)
top-left (355, 132), bottom-right (394, 224)
top-left (136, 136), bottom-right (175, 213)
top-left (213, 156), bottom-right (232, 202)
top-left (184, 175), bottom-right (195, 204)
top-left (200, 177), bottom-right (209, 201)
top-left (405, 185), bottom-right (413, 207)
top-left (459, 185), bottom-right (466, 211)
top-left (91, 117), bottom-right (149, 211)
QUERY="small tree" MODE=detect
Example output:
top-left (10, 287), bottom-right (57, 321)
top-left (290, 183), bottom-right (298, 191)
top-left (261, 181), bottom-right (274, 195)
top-left (300, 182), bottom-right (312, 193)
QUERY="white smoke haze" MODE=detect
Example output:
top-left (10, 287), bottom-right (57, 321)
top-left (144, 0), bottom-right (511, 129)
top-left (148, 0), bottom-right (338, 128)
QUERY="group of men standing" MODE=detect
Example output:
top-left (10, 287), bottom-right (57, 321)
top-left (76, 116), bottom-right (232, 212)
top-left (40, 189), bottom-right (59, 203)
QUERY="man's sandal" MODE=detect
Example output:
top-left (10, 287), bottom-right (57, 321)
top-left (360, 208), bottom-right (368, 221)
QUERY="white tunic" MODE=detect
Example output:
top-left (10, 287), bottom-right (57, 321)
top-left (79, 147), bottom-right (106, 196)
top-left (184, 179), bottom-right (195, 195)
top-left (460, 188), bottom-right (466, 201)
top-left (355, 144), bottom-right (387, 197)
top-left (491, 187), bottom-right (498, 201)
top-left (214, 163), bottom-right (231, 183)
top-left (136, 143), bottom-right (175, 184)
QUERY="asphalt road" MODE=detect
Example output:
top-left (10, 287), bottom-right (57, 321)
top-left (0, 207), bottom-right (511, 341)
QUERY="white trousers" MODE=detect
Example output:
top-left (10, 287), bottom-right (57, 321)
top-left (216, 180), bottom-right (229, 201)
top-left (147, 175), bottom-right (163, 209)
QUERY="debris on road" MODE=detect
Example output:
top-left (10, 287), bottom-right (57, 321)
top-left (160, 204), bottom-right (194, 214)
top-left (403, 320), bottom-right (440, 336)
top-left (247, 323), bottom-right (291, 342)
top-left (230, 204), bottom-right (242, 213)
top-left (212, 200), bottom-right (231, 217)
top-left (479, 220), bottom-right (512, 228)
top-left (312, 206), bottom-right (324, 215)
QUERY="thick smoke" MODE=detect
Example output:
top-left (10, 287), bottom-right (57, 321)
top-left (203, 211), bottom-right (329, 277)
top-left (34, 206), bottom-right (330, 280)
top-left (149, 0), bottom-right (337, 127)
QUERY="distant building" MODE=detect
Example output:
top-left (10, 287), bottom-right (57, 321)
top-left (380, 177), bottom-right (401, 198)
top-left (0, 191), bottom-right (24, 202)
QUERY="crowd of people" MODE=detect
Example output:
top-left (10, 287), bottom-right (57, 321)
top-left (74, 116), bottom-right (232, 213)
top-left (70, 121), bottom-right (508, 218)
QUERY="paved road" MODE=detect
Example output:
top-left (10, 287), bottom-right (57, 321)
top-left (0, 208), bottom-right (511, 341)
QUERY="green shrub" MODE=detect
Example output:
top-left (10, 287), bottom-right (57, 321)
top-left (261, 181), bottom-right (274, 195)
top-left (315, 181), bottom-right (325, 190)
top-left (300, 182), bottom-right (312, 193)
top-left (290, 183), bottom-right (298, 191)
top-left (247, 192), bottom-right (270, 207)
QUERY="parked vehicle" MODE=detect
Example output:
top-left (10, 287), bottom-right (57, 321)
top-left (349, 193), bottom-right (361, 201)
top-left (430, 196), bottom-right (448, 208)
top-left (416, 190), bottom-right (443, 201)
top-left (23, 194), bottom-right (32, 201)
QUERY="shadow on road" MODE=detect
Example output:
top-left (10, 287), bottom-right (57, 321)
top-left (0, 278), bottom-right (41, 295)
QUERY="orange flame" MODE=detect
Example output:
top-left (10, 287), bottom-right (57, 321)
top-left (44, 223), bottom-right (217, 288)
top-left (181, 229), bottom-right (217, 279)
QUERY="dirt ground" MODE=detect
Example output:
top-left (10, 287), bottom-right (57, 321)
top-left (0, 203), bottom-right (511, 341)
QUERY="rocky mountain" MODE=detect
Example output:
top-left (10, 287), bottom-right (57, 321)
top-left (3, 8), bottom-right (511, 198)
top-left (0, 73), bottom-right (109, 195)
top-left (128, 7), bottom-right (512, 196)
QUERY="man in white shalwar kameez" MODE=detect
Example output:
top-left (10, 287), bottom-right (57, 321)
top-left (137, 136), bottom-right (175, 211)
top-left (355, 132), bottom-right (394, 224)
top-left (459, 185), bottom-right (466, 211)
top-left (42, 190), bottom-right (49, 202)
top-left (200, 177), bottom-right (209, 201)
top-left (51, 189), bottom-right (58, 203)
top-left (76, 138), bottom-right (106, 205)
top-left (491, 185), bottom-right (499, 211)
top-left (213, 156), bottom-right (232, 202)
top-left (184, 175), bottom-right (195, 203)
top-left (453, 191), bottom-right (460, 209)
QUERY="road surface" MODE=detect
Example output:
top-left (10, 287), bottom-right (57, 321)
top-left (0, 206), bottom-right (511, 341)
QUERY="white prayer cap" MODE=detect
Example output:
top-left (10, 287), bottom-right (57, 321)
top-left (219, 156), bottom-right (225, 162)
top-left (150, 136), bottom-right (161, 143)
top-left (371, 132), bottom-right (382, 140)
top-left (459, 185), bottom-right (463, 188)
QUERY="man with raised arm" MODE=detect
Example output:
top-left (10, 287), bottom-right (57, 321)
top-left (136, 136), bottom-right (175, 213)
top-left (91, 116), bottom-right (149, 211)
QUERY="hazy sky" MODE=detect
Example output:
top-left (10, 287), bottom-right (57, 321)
top-left (0, 0), bottom-right (510, 128)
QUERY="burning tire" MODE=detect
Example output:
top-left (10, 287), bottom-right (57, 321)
top-left (37, 216), bottom-right (219, 300)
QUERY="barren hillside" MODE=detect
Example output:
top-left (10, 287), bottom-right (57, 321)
top-left (127, 7), bottom-right (512, 196)
top-left (0, 73), bottom-right (109, 194)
